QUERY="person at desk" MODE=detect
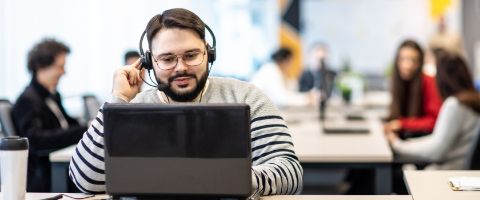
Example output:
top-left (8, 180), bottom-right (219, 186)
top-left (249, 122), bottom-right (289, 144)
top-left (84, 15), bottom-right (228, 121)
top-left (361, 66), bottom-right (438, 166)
top-left (298, 42), bottom-right (336, 119)
top-left (12, 38), bottom-right (87, 192)
top-left (69, 8), bottom-right (303, 196)
top-left (251, 48), bottom-right (309, 107)
top-left (124, 50), bottom-right (140, 65)
top-left (385, 40), bottom-right (442, 139)
top-left (298, 42), bottom-right (336, 101)
top-left (386, 48), bottom-right (480, 170)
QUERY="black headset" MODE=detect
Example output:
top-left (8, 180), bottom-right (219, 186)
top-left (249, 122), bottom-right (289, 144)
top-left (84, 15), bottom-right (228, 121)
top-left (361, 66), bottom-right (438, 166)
top-left (138, 22), bottom-right (216, 71)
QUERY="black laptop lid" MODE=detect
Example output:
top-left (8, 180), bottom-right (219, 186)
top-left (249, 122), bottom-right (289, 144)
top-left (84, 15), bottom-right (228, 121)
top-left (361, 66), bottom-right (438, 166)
top-left (103, 103), bottom-right (252, 197)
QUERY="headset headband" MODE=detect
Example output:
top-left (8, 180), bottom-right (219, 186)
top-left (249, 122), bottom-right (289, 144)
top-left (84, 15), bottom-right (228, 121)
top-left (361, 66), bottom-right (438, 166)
top-left (139, 24), bottom-right (216, 58)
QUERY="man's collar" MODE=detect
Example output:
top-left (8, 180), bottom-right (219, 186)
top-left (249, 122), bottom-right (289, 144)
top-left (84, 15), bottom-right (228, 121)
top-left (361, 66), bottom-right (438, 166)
top-left (30, 77), bottom-right (56, 99)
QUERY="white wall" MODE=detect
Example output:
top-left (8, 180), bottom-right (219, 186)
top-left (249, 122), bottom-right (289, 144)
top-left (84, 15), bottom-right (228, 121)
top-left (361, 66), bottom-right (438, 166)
top-left (301, 0), bottom-right (461, 74)
top-left (0, 0), bottom-right (279, 105)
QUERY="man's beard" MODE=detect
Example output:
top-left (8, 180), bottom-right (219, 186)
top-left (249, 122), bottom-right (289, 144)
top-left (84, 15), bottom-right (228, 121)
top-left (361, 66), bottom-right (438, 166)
top-left (157, 71), bottom-right (208, 102)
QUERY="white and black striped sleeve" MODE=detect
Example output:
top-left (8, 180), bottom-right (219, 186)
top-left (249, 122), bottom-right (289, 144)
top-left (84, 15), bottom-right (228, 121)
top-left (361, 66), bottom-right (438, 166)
top-left (249, 115), bottom-right (303, 195)
top-left (68, 104), bottom-right (107, 194)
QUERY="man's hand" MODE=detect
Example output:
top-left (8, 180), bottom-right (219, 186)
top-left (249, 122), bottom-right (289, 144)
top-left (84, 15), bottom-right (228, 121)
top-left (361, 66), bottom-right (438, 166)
top-left (112, 58), bottom-right (145, 102)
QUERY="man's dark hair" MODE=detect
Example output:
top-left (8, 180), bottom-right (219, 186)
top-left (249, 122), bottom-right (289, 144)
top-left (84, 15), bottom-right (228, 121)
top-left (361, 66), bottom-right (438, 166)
top-left (27, 38), bottom-right (70, 75)
top-left (271, 48), bottom-right (293, 63)
top-left (124, 50), bottom-right (140, 64)
top-left (146, 8), bottom-right (206, 49)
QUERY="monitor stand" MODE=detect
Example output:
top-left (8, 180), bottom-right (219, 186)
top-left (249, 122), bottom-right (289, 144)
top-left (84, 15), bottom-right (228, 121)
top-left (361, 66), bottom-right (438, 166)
top-left (319, 99), bottom-right (327, 121)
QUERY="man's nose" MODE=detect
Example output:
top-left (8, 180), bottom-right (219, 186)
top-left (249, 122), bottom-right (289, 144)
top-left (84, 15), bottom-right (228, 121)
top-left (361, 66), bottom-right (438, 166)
top-left (174, 57), bottom-right (188, 72)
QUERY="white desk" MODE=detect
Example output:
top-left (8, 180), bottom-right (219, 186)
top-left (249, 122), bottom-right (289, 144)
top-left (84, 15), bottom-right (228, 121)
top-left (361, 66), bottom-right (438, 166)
top-left (404, 170), bottom-right (480, 200)
top-left (9, 193), bottom-right (412, 200)
top-left (50, 145), bottom-right (76, 162)
top-left (6, 193), bottom-right (107, 200)
top-left (262, 195), bottom-right (411, 200)
top-left (288, 114), bottom-right (391, 163)
top-left (282, 106), bottom-right (393, 194)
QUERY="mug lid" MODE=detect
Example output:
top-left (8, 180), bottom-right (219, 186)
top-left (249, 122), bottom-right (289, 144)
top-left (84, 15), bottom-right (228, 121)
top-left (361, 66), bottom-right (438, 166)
top-left (0, 136), bottom-right (29, 150)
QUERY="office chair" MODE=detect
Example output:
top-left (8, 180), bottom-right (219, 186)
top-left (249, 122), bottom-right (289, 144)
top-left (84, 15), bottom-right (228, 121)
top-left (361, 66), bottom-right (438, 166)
top-left (464, 125), bottom-right (480, 170)
top-left (82, 95), bottom-right (101, 122)
top-left (0, 99), bottom-right (18, 136)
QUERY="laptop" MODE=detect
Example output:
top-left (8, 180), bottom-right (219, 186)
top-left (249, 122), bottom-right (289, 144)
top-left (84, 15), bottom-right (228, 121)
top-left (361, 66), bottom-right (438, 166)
top-left (103, 103), bottom-right (252, 199)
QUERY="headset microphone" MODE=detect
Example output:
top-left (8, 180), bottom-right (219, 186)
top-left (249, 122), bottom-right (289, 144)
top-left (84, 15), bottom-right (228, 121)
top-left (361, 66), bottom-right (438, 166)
top-left (157, 83), bottom-right (169, 92)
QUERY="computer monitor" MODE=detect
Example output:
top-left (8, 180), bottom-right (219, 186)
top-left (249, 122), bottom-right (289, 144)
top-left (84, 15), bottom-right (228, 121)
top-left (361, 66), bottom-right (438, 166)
top-left (103, 103), bottom-right (252, 199)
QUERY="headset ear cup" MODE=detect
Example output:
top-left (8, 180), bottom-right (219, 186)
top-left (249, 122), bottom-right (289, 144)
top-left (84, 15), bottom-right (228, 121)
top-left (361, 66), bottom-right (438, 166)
top-left (140, 56), bottom-right (148, 70)
top-left (142, 51), bottom-right (153, 70)
top-left (207, 44), bottom-right (216, 64)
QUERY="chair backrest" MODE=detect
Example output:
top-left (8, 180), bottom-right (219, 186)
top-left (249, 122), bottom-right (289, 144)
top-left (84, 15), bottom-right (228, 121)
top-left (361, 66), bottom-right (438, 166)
top-left (464, 124), bottom-right (480, 169)
top-left (0, 99), bottom-right (17, 136)
top-left (82, 95), bottom-right (101, 121)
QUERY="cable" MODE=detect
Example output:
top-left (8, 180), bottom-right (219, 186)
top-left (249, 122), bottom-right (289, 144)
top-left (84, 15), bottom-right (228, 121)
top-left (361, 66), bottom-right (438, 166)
top-left (62, 194), bottom-right (96, 199)
top-left (139, 69), bottom-right (157, 87)
top-left (147, 70), bottom-right (158, 87)
top-left (38, 194), bottom-right (96, 200)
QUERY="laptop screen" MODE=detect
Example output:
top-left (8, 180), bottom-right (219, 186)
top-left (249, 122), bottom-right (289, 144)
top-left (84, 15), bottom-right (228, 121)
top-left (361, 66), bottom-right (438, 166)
top-left (103, 103), bottom-right (252, 198)
top-left (105, 104), bottom-right (251, 158)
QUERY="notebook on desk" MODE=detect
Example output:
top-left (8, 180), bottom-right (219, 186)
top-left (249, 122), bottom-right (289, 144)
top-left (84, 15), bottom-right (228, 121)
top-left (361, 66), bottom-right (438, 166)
top-left (103, 103), bottom-right (252, 199)
top-left (449, 177), bottom-right (480, 191)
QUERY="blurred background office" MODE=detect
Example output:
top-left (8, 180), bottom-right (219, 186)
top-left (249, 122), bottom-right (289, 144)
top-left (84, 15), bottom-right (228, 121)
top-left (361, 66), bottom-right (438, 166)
top-left (251, 47), bottom-right (310, 107)
top-left (1, 0), bottom-right (480, 194)
top-left (2, 0), bottom-right (477, 107)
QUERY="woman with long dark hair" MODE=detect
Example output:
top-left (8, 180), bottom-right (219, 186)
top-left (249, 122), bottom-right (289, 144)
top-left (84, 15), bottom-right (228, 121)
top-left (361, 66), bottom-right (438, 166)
top-left (386, 48), bottom-right (480, 169)
top-left (385, 40), bottom-right (442, 138)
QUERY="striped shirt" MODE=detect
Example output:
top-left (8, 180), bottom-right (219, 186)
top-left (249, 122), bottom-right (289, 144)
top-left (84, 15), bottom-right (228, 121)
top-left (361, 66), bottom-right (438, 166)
top-left (69, 76), bottom-right (303, 196)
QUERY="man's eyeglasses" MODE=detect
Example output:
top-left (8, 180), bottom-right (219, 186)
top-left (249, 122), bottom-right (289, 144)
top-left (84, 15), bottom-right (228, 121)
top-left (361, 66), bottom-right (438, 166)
top-left (152, 50), bottom-right (206, 70)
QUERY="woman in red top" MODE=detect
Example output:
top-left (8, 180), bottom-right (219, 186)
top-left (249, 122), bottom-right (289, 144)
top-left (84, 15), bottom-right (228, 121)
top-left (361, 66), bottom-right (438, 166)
top-left (385, 40), bottom-right (442, 138)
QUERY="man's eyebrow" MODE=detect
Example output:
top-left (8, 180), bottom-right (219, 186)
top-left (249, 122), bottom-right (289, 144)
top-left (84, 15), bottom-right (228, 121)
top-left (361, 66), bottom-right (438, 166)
top-left (157, 52), bottom-right (174, 57)
top-left (156, 48), bottom-right (202, 57)
top-left (184, 48), bottom-right (202, 53)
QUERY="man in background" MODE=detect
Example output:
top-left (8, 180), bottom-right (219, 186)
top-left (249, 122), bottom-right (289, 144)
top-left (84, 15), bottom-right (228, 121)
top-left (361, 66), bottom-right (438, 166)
top-left (299, 42), bottom-right (336, 118)
top-left (12, 38), bottom-right (87, 192)
top-left (299, 42), bottom-right (336, 99)
top-left (124, 50), bottom-right (140, 65)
